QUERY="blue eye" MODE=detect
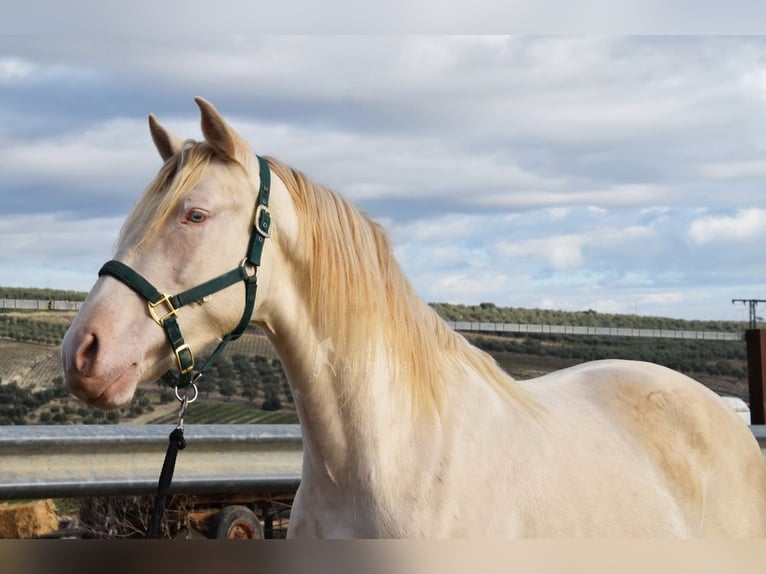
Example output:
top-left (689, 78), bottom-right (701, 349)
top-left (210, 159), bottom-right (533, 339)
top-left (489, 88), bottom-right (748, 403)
top-left (187, 209), bottom-right (207, 223)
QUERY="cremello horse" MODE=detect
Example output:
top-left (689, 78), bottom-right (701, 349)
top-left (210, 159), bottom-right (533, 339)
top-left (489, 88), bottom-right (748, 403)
top-left (62, 98), bottom-right (766, 538)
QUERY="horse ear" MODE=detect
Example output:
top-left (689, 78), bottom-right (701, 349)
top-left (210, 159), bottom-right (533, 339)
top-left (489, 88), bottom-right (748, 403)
top-left (195, 97), bottom-right (250, 164)
top-left (148, 114), bottom-right (183, 161)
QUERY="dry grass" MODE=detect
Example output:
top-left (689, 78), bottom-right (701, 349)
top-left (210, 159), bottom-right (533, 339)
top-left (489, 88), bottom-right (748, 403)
top-left (0, 340), bottom-right (63, 390)
top-left (0, 500), bottom-right (59, 538)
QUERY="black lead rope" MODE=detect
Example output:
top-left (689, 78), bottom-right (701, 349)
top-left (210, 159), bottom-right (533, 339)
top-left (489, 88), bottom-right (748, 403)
top-left (146, 428), bottom-right (186, 539)
top-left (146, 385), bottom-right (196, 539)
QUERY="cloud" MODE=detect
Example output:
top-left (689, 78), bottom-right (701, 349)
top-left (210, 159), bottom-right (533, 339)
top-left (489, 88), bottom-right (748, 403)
top-left (390, 214), bottom-right (484, 243)
top-left (2, 36), bottom-right (766, 320)
top-left (637, 292), bottom-right (685, 305)
top-left (476, 184), bottom-right (669, 210)
top-left (419, 269), bottom-right (520, 305)
top-left (701, 160), bottom-right (766, 180)
top-left (688, 208), bottom-right (766, 244)
top-left (0, 57), bottom-right (36, 81)
top-left (0, 213), bottom-right (121, 289)
top-left (1, 118), bottom-right (155, 186)
top-left (495, 234), bottom-right (586, 270)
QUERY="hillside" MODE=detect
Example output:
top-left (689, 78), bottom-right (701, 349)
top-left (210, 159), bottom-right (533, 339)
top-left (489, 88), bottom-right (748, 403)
top-left (0, 299), bottom-right (752, 425)
top-left (464, 332), bottom-right (747, 400)
top-left (0, 340), bottom-right (63, 391)
top-left (430, 302), bottom-right (748, 332)
top-left (0, 320), bottom-right (295, 425)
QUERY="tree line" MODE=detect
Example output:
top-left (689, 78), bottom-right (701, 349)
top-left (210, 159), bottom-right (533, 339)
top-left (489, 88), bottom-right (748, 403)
top-left (0, 287), bottom-right (87, 301)
top-left (430, 302), bottom-right (747, 333)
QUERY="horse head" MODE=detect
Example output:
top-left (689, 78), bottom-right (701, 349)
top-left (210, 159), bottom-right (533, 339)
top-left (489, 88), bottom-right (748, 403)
top-left (61, 98), bottom-right (296, 409)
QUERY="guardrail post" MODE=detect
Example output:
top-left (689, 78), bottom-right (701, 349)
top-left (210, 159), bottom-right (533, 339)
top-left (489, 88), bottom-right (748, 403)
top-left (746, 329), bottom-right (766, 425)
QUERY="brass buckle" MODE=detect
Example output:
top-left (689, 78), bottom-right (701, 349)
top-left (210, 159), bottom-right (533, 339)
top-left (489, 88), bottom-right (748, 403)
top-left (174, 344), bottom-right (195, 375)
top-left (254, 204), bottom-right (271, 238)
top-left (148, 294), bottom-right (177, 326)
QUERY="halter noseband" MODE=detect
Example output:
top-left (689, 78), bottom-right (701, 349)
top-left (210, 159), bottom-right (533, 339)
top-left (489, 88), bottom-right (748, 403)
top-left (98, 155), bottom-right (272, 389)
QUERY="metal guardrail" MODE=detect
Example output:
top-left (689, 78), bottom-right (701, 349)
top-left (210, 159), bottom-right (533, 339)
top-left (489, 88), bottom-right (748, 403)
top-left (0, 424), bottom-right (764, 501)
top-left (445, 321), bottom-right (743, 341)
top-left (753, 426), bottom-right (766, 450)
top-left (0, 301), bottom-right (743, 341)
top-left (0, 424), bottom-right (302, 500)
top-left (0, 298), bottom-right (81, 311)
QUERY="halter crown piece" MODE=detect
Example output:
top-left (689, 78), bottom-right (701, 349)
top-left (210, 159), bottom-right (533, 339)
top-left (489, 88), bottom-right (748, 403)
top-left (98, 155), bottom-right (272, 390)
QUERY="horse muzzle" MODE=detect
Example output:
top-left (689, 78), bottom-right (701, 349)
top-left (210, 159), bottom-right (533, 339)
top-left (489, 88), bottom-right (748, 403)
top-left (61, 322), bottom-right (141, 409)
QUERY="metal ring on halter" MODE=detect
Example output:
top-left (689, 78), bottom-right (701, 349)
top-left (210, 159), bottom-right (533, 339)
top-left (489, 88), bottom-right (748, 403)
top-left (239, 257), bottom-right (257, 278)
top-left (174, 383), bottom-right (199, 404)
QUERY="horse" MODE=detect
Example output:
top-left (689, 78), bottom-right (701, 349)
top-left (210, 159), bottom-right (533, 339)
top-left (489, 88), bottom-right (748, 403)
top-left (62, 98), bottom-right (766, 538)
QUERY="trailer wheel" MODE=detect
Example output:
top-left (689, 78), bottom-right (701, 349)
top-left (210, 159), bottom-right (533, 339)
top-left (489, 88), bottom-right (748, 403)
top-left (208, 505), bottom-right (264, 539)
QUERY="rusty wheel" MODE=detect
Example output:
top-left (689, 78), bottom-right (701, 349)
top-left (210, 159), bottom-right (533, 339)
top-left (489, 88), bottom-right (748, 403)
top-left (208, 505), bottom-right (264, 539)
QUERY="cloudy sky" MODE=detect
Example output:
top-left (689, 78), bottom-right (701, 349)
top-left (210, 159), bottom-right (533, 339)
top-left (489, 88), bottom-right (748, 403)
top-left (1, 36), bottom-right (765, 321)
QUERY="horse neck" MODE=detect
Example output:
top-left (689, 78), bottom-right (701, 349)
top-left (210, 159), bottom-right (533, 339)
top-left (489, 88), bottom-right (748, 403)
top-left (258, 222), bottom-right (453, 487)
top-left (256, 167), bottom-right (530, 490)
top-left (262, 271), bottom-right (446, 486)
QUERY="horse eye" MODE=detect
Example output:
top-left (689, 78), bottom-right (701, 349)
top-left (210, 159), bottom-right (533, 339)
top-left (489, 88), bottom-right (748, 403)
top-left (186, 209), bottom-right (207, 223)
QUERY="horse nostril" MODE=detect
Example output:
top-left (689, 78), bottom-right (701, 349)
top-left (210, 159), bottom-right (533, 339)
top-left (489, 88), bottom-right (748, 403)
top-left (75, 332), bottom-right (100, 376)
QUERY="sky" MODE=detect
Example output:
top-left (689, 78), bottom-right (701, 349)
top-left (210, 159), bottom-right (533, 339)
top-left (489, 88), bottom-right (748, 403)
top-left (1, 35), bottom-right (766, 321)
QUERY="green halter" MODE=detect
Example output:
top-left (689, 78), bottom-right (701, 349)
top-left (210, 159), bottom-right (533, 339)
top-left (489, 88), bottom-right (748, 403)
top-left (98, 155), bottom-right (272, 389)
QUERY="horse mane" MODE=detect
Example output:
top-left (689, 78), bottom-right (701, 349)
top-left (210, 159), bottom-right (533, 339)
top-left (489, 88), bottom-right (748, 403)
top-left (264, 156), bottom-right (533, 417)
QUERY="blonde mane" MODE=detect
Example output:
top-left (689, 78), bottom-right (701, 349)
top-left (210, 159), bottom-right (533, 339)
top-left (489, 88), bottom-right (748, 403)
top-left (265, 157), bottom-right (532, 416)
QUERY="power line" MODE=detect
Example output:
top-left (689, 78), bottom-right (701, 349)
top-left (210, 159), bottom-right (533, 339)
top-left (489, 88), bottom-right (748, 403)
top-left (731, 299), bottom-right (766, 329)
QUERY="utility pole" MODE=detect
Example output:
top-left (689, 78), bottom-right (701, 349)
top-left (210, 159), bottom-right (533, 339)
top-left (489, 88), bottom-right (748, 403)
top-left (732, 299), bottom-right (766, 329)
top-left (732, 299), bottom-right (766, 424)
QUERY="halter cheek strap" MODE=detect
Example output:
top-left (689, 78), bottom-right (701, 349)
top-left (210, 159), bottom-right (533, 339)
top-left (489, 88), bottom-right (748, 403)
top-left (98, 155), bottom-right (272, 389)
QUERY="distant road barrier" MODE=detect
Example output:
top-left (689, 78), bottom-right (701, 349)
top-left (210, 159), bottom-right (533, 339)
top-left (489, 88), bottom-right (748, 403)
top-left (1, 299), bottom-right (81, 311)
top-left (445, 321), bottom-right (743, 341)
top-left (0, 299), bottom-right (743, 341)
